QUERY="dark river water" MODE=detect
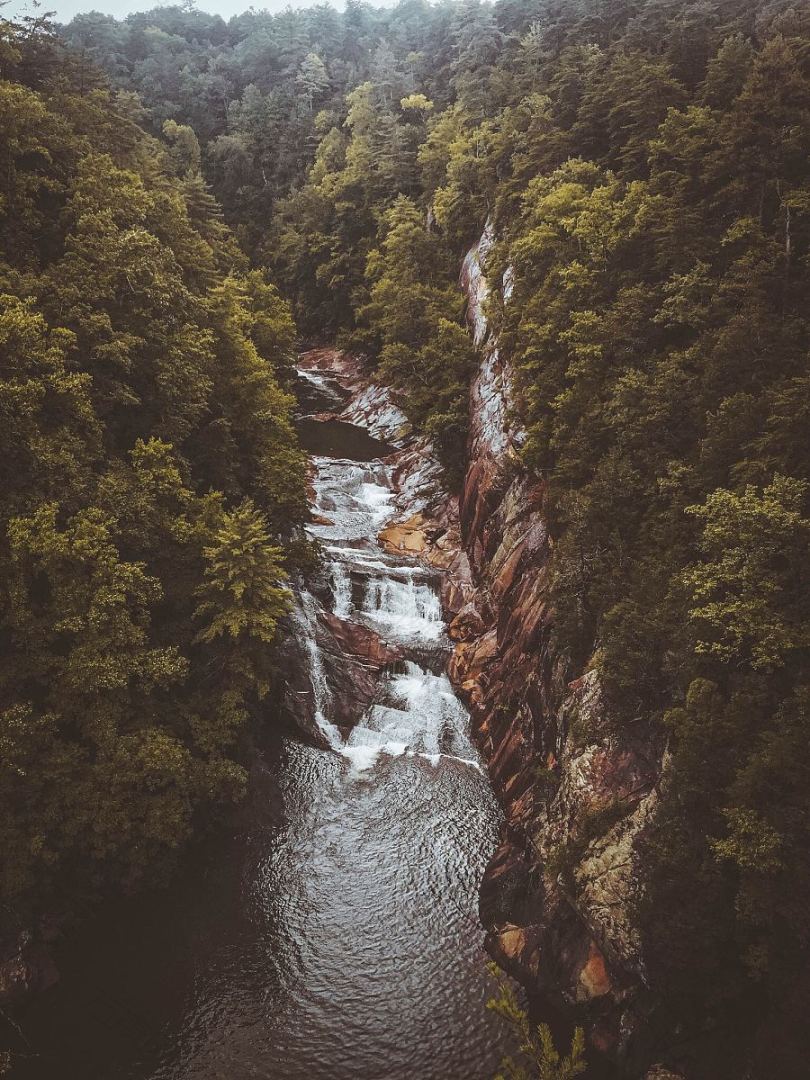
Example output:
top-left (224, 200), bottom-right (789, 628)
top-left (10, 368), bottom-right (510, 1080)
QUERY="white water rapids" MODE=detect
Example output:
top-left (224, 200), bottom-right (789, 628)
top-left (302, 448), bottom-right (480, 774)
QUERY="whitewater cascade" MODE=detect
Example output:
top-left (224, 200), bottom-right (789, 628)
top-left (295, 367), bottom-right (483, 776)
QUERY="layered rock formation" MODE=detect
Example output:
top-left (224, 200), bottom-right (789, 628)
top-left (450, 229), bottom-right (670, 1074)
top-left (282, 600), bottom-right (404, 741)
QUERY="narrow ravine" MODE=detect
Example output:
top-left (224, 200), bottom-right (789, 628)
top-left (12, 358), bottom-right (508, 1080)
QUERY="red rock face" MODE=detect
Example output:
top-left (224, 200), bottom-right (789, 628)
top-left (315, 613), bottom-right (404, 730)
top-left (449, 230), bottom-right (668, 1071)
top-left (320, 611), bottom-right (403, 667)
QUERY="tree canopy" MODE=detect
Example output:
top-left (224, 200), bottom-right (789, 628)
top-left (0, 10), bottom-right (308, 935)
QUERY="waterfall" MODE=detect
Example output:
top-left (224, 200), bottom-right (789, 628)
top-left (294, 589), bottom-right (342, 749)
top-left (292, 374), bottom-right (483, 777)
top-left (296, 366), bottom-right (347, 412)
top-left (360, 577), bottom-right (443, 641)
top-left (310, 458), bottom-right (394, 542)
top-left (330, 562), bottom-right (353, 618)
top-left (344, 662), bottom-right (480, 773)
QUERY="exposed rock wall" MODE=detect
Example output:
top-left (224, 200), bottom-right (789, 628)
top-left (450, 229), bottom-right (669, 1074)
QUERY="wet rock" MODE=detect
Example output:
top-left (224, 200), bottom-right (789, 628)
top-left (490, 924), bottom-right (543, 981)
top-left (320, 612), bottom-right (403, 667)
top-left (342, 385), bottom-right (411, 446)
top-left (312, 613), bottom-right (403, 730)
top-left (299, 346), bottom-right (364, 382)
top-left (284, 612), bottom-right (400, 736)
top-left (425, 537), bottom-right (460, 573)
top-left (379, 514), bottom-right (427, 554)
top-left (389, 437), bottom-right (446, 517)
top-left (279, 629), bottom-right (339, 751)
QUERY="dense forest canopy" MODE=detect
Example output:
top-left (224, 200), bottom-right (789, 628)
top-left (2, 0), bottom-right (810, 1074)
top-left (0, 8), bottom-right (310, 936)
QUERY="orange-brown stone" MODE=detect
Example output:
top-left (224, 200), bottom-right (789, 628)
top-left (576, 940), bottom-right (612, 1002)
top-left (378, 514), bottom-right (427, 554)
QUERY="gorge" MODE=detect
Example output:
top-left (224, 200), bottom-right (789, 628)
top-left (2, 3), bottom-right (810, 1077)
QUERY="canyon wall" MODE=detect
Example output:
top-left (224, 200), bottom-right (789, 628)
top-left (447, 227), bottom-right (671, 1074)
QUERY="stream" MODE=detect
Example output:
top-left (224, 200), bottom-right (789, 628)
top-left (11, 365), bottom-right (508, 1079)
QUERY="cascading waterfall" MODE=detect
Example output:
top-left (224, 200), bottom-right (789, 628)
top-left (293, 588), bottom-right (342, 749)
top-left (330, 562), bottom-right (353, 618)
top-left (296, 366), bottom-right (348, 412)
top-left (298, 373), bottom-right (483, 776)
top-left (344, 662), bottom-right (480, 773)
top-left (361, 577), bottom-right (443, 641)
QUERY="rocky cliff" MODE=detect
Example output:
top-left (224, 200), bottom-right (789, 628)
top-left (449, 227), bottom-right (671, 1074)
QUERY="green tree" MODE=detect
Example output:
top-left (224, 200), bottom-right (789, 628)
top-left (0, 16), bottom-right (308, 945)
top-left (296, 51), bottom-right (329, 112)
top-left (194, 500), bottom-right (291, 699)
top-left (683, 477), bottom-right (810, 671)
top-left (487, 963), bottom-right (587, 1080)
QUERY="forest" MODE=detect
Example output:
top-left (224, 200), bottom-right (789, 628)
top-left (2, 0), bottom-right (810, 1077)
top-left (0, 2), bottom-right (311, 950)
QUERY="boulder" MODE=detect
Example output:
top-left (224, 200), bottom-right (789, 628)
top-left (575, 940), bottom-right (612, 1002)
top-left (448, 602), bottom-right (486, 642)
top-left (378, 514), bottom-right (427, 554)
top-left (321, 612), bottom-right (403, 667)
top-left (316, 613), bottom-right (403, 730)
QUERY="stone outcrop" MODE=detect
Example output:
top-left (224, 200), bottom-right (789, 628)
top-left (315, 613), bottom-right (404, 732)
top-left (300, 347), bottom-right (412, 447)
top-left (282, 591), bottom-right (404, 740)
top-left (378, 513), bottom-right (427, 555)
top-left (446, 226), bottom-right (673, 1074)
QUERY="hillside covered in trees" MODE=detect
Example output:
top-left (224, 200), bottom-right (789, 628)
top-left (3, 0), bottom-right (810, 1076)
top-left (0, 9), bottom-right (310, 953)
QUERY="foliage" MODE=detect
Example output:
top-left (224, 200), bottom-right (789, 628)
top-left (26, 0), bottom-right (810, 1071)
top-left (683, 477), bottom-right (810, 671)
top-left (0, 14), bottom-right (307, 934)
top-left (358, 195), bottom-right (475, 483)
top-left (487, 963), bottom-right (587, 1080)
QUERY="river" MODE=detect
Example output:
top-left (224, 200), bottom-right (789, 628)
top-left (11, 364), bottom-right (508, 1079)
